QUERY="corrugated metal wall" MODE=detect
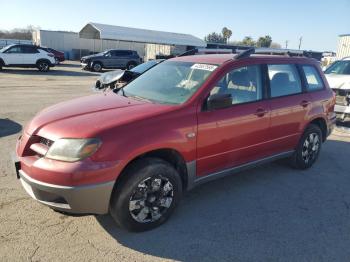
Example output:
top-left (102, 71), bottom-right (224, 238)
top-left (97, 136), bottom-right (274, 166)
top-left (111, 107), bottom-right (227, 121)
top-left (336, 35), bottom-right (350, 59)
top-left (33, 30), bottom-right (188, 61)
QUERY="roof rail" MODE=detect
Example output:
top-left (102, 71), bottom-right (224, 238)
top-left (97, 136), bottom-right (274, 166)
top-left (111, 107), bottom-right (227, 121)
top-left (234, 48), bottom-right (309, 59)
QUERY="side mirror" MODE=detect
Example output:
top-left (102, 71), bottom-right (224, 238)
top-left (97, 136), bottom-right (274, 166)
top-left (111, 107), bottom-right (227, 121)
top-left (206, 93), bottom-right (232, 111)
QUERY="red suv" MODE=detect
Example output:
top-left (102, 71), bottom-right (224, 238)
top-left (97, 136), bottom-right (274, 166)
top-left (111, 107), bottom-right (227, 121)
top-left (15, 49), bottom-right (336, 231)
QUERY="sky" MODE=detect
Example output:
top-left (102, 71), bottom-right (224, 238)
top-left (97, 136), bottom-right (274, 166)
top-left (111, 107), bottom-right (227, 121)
top-left (0, 0), bottom-right (349, 52)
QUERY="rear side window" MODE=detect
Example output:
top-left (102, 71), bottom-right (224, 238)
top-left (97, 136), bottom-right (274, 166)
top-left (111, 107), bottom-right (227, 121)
top-left (267, 64), bottom-right (302, 98)
top-left (302, 65), bottom-right (324, 91)
top-left (210, 65), bottom-right (263, 105)
top-left (112, 50), bottom-right (132, 56)
top-left (22, 46), bottom-right (38, 54)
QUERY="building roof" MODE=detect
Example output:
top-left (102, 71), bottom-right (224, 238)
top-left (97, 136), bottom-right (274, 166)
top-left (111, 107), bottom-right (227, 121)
top-left (79, 22), bottom-right (206, 47)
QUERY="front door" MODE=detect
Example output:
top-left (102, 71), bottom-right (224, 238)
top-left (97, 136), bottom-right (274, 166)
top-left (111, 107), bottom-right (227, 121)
top-left (196, 64), bottom-right (271, 177)
top-left (2, 45), bottom-right (23, 65)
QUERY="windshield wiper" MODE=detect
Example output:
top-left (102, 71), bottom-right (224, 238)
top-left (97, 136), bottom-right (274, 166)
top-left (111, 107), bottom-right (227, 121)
top-left (113, 86), bottom-right (127, 97)
top-left (128, 95), bottom-right (153, 103)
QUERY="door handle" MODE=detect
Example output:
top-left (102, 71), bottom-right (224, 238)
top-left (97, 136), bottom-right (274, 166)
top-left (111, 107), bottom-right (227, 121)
top-left (254, 108), bottom-right (268, 117)
top-left (300, 100), bottom-right (311, 108)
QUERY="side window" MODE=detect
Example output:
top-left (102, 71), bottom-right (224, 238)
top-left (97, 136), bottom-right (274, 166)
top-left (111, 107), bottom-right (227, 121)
top-left (302, 65), bottom-right (324, 91)
top-left (210, 65), bottom-right (263, 105)
top-left (5, 46), bottom-right (22, 54)
top-left (112, 51), bottom-right (127, 56)
top-left (267, 64), bottom-right (302, 98)
top-left (22, 46), bottom-right (38, 54)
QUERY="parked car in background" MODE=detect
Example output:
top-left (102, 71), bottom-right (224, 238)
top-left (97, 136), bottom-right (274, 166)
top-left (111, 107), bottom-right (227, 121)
top-left (0, 44), bottom-right (56, 72)
top-left (15, 48), bottom-right (335, 232)
top-left (95, 59), bottom-right (164, 90)
top-left (41, 47), bottom-right (65, 64)
top-left (324, 57), bottom-right (350, 121)
top-left (81, 49), bottom-right (141, 72)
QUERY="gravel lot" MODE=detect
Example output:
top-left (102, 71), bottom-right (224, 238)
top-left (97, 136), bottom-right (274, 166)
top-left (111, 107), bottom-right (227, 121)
top-left (1, 62), bottom-right (350, 262)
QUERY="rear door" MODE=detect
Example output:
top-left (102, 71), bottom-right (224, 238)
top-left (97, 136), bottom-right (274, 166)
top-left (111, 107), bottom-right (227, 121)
top-left (2, 45), bottom-right (23, 65)
top-left (196, 64), bottom-right (271, 177)
top-left (21, 46), bottom-right (40, 64)
top-left (116, 50), bottom-right (132, 68)
top-left (266, 63), bottom-right (311, 154)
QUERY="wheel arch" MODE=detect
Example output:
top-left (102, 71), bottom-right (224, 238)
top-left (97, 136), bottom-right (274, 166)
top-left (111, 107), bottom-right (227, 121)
top-left (0, 58), bottom-right (4, 66)
top-left (36, 58), bottom-right (51, 65)
top-left (308, 117), bottom-right (327, 142)
top-left (113, 148), bottom-right (189, 193)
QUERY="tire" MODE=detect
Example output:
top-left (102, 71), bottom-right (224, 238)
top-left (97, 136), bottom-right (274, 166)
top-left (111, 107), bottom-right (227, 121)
top-left (290, 124), bottom-right (322, 169)
top-left (126, 62), bottom-right (137, 70)
top-left (37, 60), bottom-right (50, 72)
top-left (92, 62), bottom-right (102, 72)
top-left (110, 157), bottom-right (182, 232)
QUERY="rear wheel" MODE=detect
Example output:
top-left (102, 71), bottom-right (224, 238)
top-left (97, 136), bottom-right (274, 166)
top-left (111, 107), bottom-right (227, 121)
top-left (290, 124), bottom-right (322, 169)
top-left (110, 158), bottom-right (182, 232)
top-left (126, 62), bottom-right (137, 70)
top-left (92, 62), bottom-right (102, 72)
top-left (37, 60), bottom-right (50, 72)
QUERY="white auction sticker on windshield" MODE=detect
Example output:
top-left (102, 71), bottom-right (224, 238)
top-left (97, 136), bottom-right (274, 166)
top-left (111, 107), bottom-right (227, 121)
top-left (191, 64), bottom-right (218, 71)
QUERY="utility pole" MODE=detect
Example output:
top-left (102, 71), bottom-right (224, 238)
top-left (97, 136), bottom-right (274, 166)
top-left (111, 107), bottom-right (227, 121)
top-left (285, 40), bottom-right (289, 49)
top-left (298, 36), bottom-right (303, 50)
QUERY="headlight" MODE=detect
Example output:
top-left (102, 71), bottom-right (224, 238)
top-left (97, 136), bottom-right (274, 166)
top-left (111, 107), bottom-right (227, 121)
top-left (45, 138), bottom-right (101, 162)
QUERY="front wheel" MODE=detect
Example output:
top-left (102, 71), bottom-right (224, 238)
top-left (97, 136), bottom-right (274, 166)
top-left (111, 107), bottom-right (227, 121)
top-left (110, 158), bottom-right (182, 232)
top-left (290, 124), bottom-right (322, 169)
top-left (92, 62), bottom-right (102, 72)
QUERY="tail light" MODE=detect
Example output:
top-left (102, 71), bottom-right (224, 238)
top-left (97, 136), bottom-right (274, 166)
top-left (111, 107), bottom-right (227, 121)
top-left (47, 53), bottom-right (54, 57)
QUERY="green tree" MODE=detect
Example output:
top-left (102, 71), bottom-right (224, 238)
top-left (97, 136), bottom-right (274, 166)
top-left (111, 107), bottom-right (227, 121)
top-left (204, 32), bottom-right (226, 43)
top-left (241, 36), bottom-right (256, 47)
top-left (257, 35), bottom-right (273, 47)
top-left (221, 27), bottom-right (232, 44)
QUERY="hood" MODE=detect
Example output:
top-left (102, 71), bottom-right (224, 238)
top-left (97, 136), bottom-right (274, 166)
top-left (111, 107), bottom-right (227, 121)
top-left (25, 92), bottom-right (173, 140)
top-left (325, 73), bottom-right (350, 90)
top-left (81, 53), bottom-right (103, 60)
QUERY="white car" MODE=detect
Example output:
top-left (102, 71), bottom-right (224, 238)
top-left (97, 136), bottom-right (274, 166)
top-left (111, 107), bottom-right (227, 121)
top-left (324, 57), bottom-right (350, 121)
top-left (0, 44), bottom-right (56, 72)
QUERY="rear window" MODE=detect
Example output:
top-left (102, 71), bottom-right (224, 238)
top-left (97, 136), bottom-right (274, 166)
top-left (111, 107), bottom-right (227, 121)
top-left (302, 65), bottom-right (324, 91)
top-left (267, 64), bottom-right (302, 98)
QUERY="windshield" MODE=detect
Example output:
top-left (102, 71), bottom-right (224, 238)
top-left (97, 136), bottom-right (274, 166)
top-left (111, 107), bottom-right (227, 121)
top-left (123, 61), bottom-right (218, 104)
top-left (0, 45), bottom-right (11, 53)
top-left (130, 60), bottom-right (159, 74)
top-left (325, 60), bottom-right (350, 75)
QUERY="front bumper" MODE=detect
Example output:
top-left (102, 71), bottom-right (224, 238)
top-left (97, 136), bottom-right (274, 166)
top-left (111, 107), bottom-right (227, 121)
top-left (19, 169), bottom-right (114, 214)
top-left (81, 62), bottom-right (90, 70)
top-left (334, 104), bottom-right (350, 114)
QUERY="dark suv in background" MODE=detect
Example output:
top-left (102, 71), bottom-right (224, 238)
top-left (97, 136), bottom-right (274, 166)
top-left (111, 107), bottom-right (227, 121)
top-left (81, 49), bottom-right (141, 72)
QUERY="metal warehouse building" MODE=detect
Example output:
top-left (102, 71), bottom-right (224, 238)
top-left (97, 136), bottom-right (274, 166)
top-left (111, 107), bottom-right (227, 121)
top-left (32, 22), bottom-right (206, 61)
top-left (336, 34), bottom-right (350, 59)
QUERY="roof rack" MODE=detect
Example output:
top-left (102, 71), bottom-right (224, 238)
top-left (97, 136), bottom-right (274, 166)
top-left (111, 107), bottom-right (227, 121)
top-left (234, 48), bottom-right (309, 59)
top-left (178, 48), bottom-right (233, 57)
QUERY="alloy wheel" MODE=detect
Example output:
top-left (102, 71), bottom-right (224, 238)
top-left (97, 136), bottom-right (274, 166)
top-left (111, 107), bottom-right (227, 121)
top-left (301, 132), bottom-right (320, 164)
top-left (39, 62), bottom-right (48, 71)
top-left (129, 175), bottom-right (174, 223)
